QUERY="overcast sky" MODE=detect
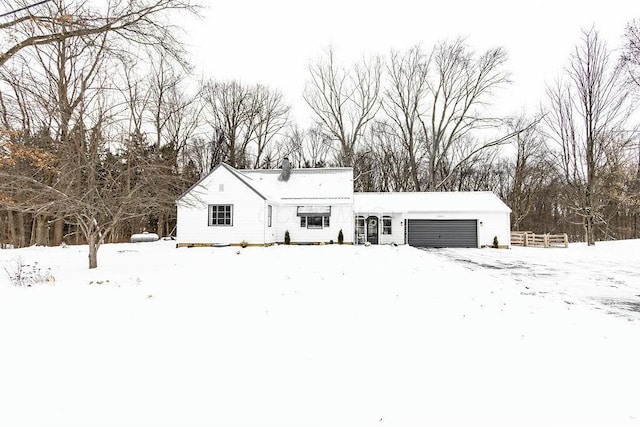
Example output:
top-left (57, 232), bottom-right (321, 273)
top-left (183, 0), bottom-right (635, 124)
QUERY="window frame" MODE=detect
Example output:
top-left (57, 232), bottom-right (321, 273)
top-left (268, 205), bottom-right (272, 227)
top-left (382, 216), bottom-right (392, 235)
top-left (300, 215), bottom-right (330, 229)
top-left (208, 204), bottom-right (233, 226)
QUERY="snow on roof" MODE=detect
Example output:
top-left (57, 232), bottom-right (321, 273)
top-left (237, 167), bottom-right (354, 204)
top-left (353, 191), bottom-right (511, 213)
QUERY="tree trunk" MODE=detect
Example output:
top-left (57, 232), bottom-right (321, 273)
top-left (52, 217), bottom-right (64, 246)
top-left (586, 215), bottom-right (595, 246)
top-left (18, 212), bottom-right (27, 248)
top-left (156, 212), bottom-right (164, 237)
top-left (35, 214), bottom-right (48, 246)
top-left (29, 217), bottom-right (36, 246)
top-left (0, 211), bottom-right (6, 248)
top-left (8, 210), bottom-right (18, 248)
top-left (88, 234), bottom-right (98, 269)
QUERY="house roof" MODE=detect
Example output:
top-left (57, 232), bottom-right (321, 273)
top-left (177, 163), bottom-right (354, 204)
top-left (353, 191), bottom-right (511, 213)
top-left (176, 163), bottom-right (268, 202)
top-left (235, 167), bottom-right (354, 204)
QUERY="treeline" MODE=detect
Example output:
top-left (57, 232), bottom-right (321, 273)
top-left (0, 1), bottom-right (639, 267)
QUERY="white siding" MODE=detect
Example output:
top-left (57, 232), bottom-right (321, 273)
top-left (177, 167), bottom-right (268, 245)
top-left (477, 211), bottom-right (511, 248)
top-left (275, 204), bottom-right (354, 244)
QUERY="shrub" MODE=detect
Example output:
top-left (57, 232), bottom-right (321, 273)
top-left (338, 229), bottom-right (344, 244)
top-left (3, 257), bottom-right (55, 287)
top-left (284, 230), bottom-right (291, 245)
top-left (492, 236), bottom-right (499, 248)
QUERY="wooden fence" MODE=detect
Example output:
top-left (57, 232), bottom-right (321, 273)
top-left (511, 231), bottom-right (568, 248)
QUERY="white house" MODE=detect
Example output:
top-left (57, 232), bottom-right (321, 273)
top-left (176, 161), bottom-right (354, 246)
top-left (176, 161), bottom-right (512, 248)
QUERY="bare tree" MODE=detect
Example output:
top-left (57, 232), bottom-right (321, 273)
top-left (201, 80), bottom-right (289, 169)
top-left (183, 136), bottom-right (223, 178)
top-left (281, 124), bottom-right (331, 168)
top-left (622, 19), bottom-right (640, 91)
top-left (0, 0), bottom-right (201, 67)
top-left (144, 53), bottom-right (202, 236)
top-left (280, 125), bottom-right (306, 168)
top-left (365, 121), bottom-right (413, 191)
top-left (382, 46), bottom-right (431, 190)
top-left (0, 0), bottom-right (200, 267)
top-left (1, 68), bottom-right (190, 268)
top-left (0, 5), bottom-right (115, 248)
top-left (505, 115), bottom-right (553, 231)
top-left (147, 53), bottom-right (202, 157)
top-left (304, 48), bottom-right (381, 167)
top-left (420, 38), bottom-right (515, 191)
top-left (250, 86), bottom-right (289, 168)
top-left (545, 28), bottom-right (634, 245)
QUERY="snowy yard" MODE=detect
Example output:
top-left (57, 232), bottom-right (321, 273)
top-left (1, 240), bottom-right (639, 427)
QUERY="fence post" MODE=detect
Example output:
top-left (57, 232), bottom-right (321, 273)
top-left (563, 233), bottom-right (568, 248)
top-left (524, 232), bottom-right (529, 247)
top-left (544, 234), bottom-right (549, 248)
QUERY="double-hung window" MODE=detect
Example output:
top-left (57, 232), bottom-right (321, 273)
top-left (382, 216), bottom-right (392, 235)
top-left (208, 204), bottom-right (233, 226)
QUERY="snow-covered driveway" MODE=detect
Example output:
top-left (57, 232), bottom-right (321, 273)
top-left (426, 240), bottom-right (640, 321)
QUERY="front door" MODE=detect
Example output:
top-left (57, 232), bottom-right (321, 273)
top-left (366, 216), bottom-right (379, 244)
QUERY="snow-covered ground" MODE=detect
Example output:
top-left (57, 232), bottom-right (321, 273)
top-left (1, 240), bottom-right (639, 427)
top-left (430, 240), bottom-right (640, 321)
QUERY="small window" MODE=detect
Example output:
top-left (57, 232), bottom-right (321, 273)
top-left (355, 216), bottom-right (365, 244)
top-left (300, 216), bottom-right (306, 228)
top-left (268, 205), bottom-right (272, 227)
top-left (218, 184), bottom-right (224, 192)
top-left (382, 216), bottom-right (392, 235)
top-left (323, 216), bottom-right (330, 227)
top-left (208, 204), bottom-right (233, 226)
top-left (307, 216), bottom-right (323, 229)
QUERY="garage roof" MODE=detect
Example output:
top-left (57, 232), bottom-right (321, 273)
top-left (353, 191), bottom-right (511, 213)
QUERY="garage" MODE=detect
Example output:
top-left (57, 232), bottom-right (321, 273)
top-left (406, 219), bottom-right (478, 248)
top-left (353, 191), bottom-right (511, 248)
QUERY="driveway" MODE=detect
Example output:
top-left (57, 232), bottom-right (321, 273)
top-left (421, 242), bottom-right (640, 321)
